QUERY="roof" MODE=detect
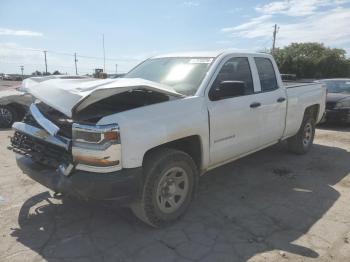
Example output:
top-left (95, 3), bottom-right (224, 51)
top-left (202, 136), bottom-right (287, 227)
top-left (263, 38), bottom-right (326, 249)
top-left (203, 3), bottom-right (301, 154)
top-left (152, 50), bottom-right (269, 59)
top-left (318, 78), bottom-right (350, 81)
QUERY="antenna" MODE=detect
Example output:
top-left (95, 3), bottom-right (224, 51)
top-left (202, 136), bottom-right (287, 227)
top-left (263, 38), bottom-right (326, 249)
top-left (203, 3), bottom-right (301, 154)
top-left (102, 34), bottom-right (106, 72)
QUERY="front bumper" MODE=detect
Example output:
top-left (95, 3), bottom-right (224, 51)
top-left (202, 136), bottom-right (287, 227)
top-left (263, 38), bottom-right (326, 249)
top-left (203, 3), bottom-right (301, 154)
top-left (324, 109), bottom-right (350, 123)
top-left (16, 154), bottom-right (142, 205)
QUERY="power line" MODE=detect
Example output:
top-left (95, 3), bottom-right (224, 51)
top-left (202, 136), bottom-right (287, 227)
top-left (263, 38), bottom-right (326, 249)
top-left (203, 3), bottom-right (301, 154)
top-left (20, 65), bottom-right (24, 79)
top-left (43, 50), bottom-right (48, 74)
top-left (102, 34), bottom-right (106, 72)
top-left (272, 24), bottom-right (279, 56)
top-left (0, 46), bottom-right (136, 61)
top-left (74, 52), bottom-right (78, 75)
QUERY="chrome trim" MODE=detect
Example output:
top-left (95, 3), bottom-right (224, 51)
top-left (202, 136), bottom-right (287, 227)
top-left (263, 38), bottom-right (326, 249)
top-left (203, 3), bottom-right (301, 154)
top-left (30, 103), bottom-right (60, 136)
top-left (72, 123), bottom-right (119, 133)
top-left (58, 163), bottom-right (74, 176)
top-left (12, 122), bottom-right (71, 150)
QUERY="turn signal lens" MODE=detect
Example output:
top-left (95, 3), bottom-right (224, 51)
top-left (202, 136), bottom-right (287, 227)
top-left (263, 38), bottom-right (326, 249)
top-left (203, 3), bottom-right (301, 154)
top-left (104, 131), bottom-right (119, 141)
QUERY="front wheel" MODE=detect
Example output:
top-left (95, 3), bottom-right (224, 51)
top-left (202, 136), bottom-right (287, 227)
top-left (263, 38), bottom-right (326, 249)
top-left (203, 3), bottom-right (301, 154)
top-left (131, 148), bottom-right (197, 227)
top-left (287, 115), bottom-right (315, 154)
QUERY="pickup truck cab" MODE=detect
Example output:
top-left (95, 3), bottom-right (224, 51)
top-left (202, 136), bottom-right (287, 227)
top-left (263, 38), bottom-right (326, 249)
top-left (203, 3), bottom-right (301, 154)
top-left (10, 51), bottom-right (326, 227)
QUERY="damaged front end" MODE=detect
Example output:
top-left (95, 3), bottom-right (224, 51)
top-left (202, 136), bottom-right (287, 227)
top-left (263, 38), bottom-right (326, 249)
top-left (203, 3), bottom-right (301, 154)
top-left (10, 102), bottom-right (122, 177)
top-left (9, 102), bottom-right (140, 202)
top-left (8, 78), bottom-right (183, 201)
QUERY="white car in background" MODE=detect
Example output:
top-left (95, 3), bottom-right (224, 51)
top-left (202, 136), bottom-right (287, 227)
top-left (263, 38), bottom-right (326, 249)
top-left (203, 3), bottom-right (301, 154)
top-left (0, 75), bottom-right (90, 128)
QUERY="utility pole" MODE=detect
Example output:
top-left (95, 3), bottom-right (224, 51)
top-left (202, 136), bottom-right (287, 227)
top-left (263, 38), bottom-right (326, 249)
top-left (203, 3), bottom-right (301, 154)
top-left (74, 52), bottom-right (78, 75)
top-left (272, 24), bottom-right (278, 56)
top-left (115, 64), bottom-right (118, 74)
top-left (43, 50), bottom-right (48, 75)
top-left (20, 66), bottom-right (24, 80)
top-left (102, 34), bottom-right (106, 72)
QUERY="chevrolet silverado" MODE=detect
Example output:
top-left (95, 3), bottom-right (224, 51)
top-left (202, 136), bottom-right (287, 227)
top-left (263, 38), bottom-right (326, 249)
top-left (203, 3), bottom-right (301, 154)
top-left (9, 51), bottom-right (326, 227)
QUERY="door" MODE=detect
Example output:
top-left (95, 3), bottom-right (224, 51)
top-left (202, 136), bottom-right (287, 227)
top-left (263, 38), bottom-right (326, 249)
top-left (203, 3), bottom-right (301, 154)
top-left (253, 57), bottom-right (287, 144)
top-left (207, 57), bottom-right (263, 166)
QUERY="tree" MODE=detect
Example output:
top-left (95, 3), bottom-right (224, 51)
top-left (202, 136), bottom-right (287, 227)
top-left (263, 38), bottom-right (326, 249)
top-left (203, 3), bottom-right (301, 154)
top-left (52, 70), bottom-right (61, 75)
top-left (31, 71), bottom-right (42, 76)
top-left (274, 43), bottom-right (350, 79)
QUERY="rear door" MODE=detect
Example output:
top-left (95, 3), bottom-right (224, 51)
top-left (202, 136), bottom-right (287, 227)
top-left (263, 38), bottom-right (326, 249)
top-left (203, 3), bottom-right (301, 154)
top-left (252, 57), bottom-right (287, 144)
top-left (207, 56), bottom-right (263, 166)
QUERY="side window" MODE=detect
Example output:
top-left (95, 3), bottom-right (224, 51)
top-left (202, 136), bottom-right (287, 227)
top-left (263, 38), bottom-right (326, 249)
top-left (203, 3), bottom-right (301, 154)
top-left (212, 57), bottom-right (254, 96)
top-left (254, 57), bottom-right (278, 92)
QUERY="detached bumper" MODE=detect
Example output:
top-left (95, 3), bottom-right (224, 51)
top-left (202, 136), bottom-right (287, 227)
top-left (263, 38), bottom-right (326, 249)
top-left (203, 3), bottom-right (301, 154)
top-left (324, 109), bottom-right (350, 123)
top-left (16, 154), bottom-right (142, 205)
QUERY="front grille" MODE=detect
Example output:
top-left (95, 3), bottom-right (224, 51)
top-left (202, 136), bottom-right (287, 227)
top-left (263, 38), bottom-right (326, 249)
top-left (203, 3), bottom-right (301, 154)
top-left (36, 103), bottom-right (73, 138)
top-left (326, 102), bottom-right (337, 110)
top-left (11, 131), bottom-right (72, 168)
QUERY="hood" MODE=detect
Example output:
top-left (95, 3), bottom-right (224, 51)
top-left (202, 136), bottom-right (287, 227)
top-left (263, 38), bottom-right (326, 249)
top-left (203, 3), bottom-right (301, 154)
top-left (327, 92), bottom-right (350, 103)
top-left (20, 75), bottom-right (90, 93)
top-left (27, 78), bottom-right (184, 117)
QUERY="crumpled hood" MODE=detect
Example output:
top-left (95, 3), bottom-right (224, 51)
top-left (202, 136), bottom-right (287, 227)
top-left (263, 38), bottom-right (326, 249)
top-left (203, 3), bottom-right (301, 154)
top-left (327, 92), bottom-right (350, 103)
top-left (27, 78), bottom-right (184, 117)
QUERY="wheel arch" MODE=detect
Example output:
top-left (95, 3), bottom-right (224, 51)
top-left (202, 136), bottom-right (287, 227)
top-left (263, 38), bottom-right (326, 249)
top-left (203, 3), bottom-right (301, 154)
top-left (304, 104), bottom-right (320, 122)
top-left (142, 135), bottom-right (203, 172)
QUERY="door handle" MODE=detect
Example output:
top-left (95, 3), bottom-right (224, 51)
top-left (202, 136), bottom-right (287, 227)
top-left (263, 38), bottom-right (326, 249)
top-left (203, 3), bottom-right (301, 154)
top-left (277, 97), bottom-right (286, 103)
top-left (250, 102), bottom-right (261, 108)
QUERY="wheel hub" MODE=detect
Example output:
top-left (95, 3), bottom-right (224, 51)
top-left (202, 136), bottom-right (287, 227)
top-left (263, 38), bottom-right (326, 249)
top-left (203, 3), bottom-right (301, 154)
top-left (156, 167), bottom-right (189, 214)
top-left (303, 122), bottom-right (313, 146)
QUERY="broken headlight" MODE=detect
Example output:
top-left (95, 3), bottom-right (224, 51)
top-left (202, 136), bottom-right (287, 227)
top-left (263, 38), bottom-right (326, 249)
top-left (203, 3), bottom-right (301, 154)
top-left (72, 123), bottom-right (121, 173)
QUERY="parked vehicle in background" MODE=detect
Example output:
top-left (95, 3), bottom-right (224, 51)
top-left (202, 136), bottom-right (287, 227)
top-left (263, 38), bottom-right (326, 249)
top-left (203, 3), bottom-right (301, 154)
top-left (0, 75), bottom-right (90, 128)
top-left (2, 74), bottom-right (15, 81)
top-left (318, 79), bottom-right (350, 124)
top-left (0, 89), bottom-right (32, 128)
top-left (10, 51), bottom-right (326, 227)
top-left (281, 73), bottom-right (297, 82)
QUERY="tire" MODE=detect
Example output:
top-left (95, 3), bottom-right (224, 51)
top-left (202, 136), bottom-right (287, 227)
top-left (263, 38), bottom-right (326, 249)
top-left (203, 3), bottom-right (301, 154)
top-left (287, 114), bottom-right (316, 154)
top-left (0, 105), bottom-right (17, 128)
top-left (131, 148), bottom-right (198, 227)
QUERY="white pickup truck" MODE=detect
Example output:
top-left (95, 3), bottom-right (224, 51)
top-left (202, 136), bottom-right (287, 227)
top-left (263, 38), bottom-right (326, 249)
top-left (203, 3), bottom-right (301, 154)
top-left (10, 51), bottom-right (326, 227)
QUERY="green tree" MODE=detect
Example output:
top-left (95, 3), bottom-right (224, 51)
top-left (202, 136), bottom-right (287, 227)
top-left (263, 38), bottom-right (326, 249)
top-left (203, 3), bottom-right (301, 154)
top-left (52, 70), bottom-right (61, 75)
top-left (31, 71), bottom-right (42, 76)
top-left (274, 43), bottom-right (350, 79)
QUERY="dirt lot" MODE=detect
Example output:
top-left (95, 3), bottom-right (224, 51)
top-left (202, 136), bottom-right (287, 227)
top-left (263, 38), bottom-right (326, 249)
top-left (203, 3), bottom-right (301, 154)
top-left (0, 125), bottom-right (350, 262)
top-left (0, 80), bottom-right (22, 91)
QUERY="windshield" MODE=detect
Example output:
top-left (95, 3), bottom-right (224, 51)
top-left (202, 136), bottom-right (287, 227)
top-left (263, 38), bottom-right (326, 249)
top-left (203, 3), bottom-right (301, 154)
top-left (125, 57), bottom-right (214, 96)
top-left (322, 80), bottom-right (350, 93)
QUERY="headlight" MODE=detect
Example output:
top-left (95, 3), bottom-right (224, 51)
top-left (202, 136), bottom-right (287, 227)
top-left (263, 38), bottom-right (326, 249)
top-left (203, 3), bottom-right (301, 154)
top-left (72, 123), bottom-right (121, 173)
top-left (335, 99), bottom-right (350, 109)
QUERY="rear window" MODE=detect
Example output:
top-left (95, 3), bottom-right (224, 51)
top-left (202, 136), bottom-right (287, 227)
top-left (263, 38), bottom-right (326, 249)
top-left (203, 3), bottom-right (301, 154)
top-left (254, 57), bottom-right (278, 92)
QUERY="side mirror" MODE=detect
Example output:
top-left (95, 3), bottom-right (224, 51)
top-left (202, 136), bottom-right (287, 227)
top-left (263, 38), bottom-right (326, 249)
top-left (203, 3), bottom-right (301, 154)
top-left (209, 81), bottom-right (246, 101)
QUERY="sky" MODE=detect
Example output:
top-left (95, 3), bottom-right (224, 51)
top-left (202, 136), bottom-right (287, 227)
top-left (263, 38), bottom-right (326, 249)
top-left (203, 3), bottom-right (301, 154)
top-left (1, 0), bottom-right (350, 75)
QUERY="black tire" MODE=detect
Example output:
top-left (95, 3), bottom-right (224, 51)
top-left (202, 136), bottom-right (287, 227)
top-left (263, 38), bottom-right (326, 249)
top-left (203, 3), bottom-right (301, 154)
top-left (0, 105), bottom-right (17, 128)
top-left (131, 148), bottom-right (198, 227)
top-left (287, 114), bottom-right (316, 154)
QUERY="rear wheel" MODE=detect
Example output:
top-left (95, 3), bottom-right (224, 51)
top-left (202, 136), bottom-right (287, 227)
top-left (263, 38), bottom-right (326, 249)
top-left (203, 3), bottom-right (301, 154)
top-left (287, 114), bottom-right (315, 154)
top-left (0, 105), bottom-right (17, 128)
top-left (131, 148), bottom-right (197, 227)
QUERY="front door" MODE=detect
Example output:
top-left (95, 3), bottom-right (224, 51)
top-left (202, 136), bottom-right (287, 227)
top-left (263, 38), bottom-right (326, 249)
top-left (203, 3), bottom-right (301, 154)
top-left (207, 57), bottom-right (263, 166)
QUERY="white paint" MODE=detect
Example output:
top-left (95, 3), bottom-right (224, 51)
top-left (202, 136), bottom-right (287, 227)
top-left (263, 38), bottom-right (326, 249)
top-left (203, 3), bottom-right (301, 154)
top-left (25, 51), bottom-right (326, 173)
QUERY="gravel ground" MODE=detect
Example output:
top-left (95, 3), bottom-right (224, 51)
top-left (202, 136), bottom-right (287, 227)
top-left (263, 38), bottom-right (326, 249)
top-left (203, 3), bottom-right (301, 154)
top-left (0, 80), bottom-right (22, 91)
top-left (0, 125), bottom-right (349, 262)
